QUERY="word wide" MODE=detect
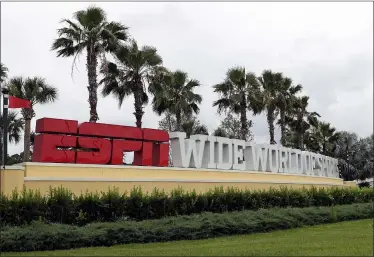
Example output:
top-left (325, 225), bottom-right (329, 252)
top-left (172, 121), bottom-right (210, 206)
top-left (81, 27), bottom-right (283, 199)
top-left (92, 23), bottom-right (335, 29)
top-left (169, 132), bottom-right (339, 178)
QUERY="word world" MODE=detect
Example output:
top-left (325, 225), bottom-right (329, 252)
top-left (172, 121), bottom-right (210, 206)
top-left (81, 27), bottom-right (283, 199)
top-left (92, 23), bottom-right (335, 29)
top-left (169, 132), bottom-right (339, 178)
top-left (33, 118), bottom-right (169, 166)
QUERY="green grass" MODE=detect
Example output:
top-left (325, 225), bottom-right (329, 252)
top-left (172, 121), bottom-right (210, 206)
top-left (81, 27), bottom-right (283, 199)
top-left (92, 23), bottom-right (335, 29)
top-left (5, 219), bottom-right (373, 256)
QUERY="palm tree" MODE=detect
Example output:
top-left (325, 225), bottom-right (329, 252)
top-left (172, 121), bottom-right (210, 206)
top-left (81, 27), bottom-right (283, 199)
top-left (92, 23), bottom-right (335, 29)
top-left (0, 111), bottom-right (24, 163)
top-left (100, 40), bottom-right (164, 128)
top-left (276, 77), bottom-right (303, 146)
top-left (1, 63), bottom-right (8, 83)
top-left (310, 121), bottom-right (340, 156)
top-left (52, 6), bottom-right (128, 122)
top-left (253, 70), bottom-right (285, 145)
top-left (284, 96), bottom-right (320, 150)
top-left (150, 70), bottom-right (202, 131)
top-left (0, 111), bottom-right (24, 144)
top-left (7, 77), bottom-right (58, 161)
top-left (212, 67), bottom-right (262, 141)
top-left (181, 116), bottom-right (208, 138)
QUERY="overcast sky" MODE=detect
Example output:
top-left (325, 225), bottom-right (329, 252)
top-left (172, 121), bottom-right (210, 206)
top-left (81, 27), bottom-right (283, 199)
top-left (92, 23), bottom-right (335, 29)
top-left (1, 2), bottom-right (373, 155)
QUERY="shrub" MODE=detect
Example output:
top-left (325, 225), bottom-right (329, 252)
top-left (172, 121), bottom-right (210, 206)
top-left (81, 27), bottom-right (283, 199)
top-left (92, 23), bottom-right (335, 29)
top-left (1, 203), bottom-right (372, 252)
top-left (0, 186), bottom-right (372, 226)
top-left (358, 181), bottom-right (371, 188)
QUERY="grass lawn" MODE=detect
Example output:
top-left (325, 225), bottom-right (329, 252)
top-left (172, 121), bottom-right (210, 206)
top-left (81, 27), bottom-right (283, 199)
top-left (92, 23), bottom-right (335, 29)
top-left (4, 219), bottom-right (373, 256)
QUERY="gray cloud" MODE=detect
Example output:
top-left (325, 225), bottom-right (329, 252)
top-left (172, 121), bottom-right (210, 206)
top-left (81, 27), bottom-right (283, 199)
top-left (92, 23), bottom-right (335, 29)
top-left (1, 2), bottom-right (372, 155)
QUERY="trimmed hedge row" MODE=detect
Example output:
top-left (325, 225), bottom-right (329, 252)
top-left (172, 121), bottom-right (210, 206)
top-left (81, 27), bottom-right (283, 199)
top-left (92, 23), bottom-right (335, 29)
top-left (1, 203), bottom-right (373, 252)
top-left (0, 186), bottom-right (372, 226)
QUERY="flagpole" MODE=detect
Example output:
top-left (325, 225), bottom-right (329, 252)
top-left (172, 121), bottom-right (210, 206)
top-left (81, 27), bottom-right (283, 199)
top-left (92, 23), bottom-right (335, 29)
top-left (2, 87), bottom-right (9, 169)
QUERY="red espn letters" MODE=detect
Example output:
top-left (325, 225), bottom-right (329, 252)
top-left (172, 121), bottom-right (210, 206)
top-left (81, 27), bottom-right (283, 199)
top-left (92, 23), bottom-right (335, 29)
top-left (32, 118), bottom-right (169, 166)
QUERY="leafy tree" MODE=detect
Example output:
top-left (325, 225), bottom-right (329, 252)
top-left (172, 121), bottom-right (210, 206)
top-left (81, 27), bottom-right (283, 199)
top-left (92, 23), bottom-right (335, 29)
top-left (283, 96), bottom-right (320, 150)
top-left (212, 127), bottom-right (228, 138)
top-left (52, 6), bottom-right (128, 122)
top-left (0, 63), bottom-right (8, 83)
top-left (7, 77), bottom-right (58, 161)
top-left (6, 151), bottom-right (32, 165)
top-left (213, 67), bottom-right (262, 141)
top-left (100, 40), bottom-right (164, 128)
top-left (214, 113), bottom-right (253, 140)
top-left (158, 113), bottom-right (208, 138)
top-left (182, 117), bottom-right (208, 138)
top-left (158, 111), bottom-right (177, 133)
top-left (333, 131), bottom-right (359, 181)
top-left (150, 70), bottom-right (202, 131)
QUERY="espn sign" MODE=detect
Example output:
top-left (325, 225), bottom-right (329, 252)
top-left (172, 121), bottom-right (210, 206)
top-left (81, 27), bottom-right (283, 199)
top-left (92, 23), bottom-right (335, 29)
top-left (32, 118), bottom-right (169, 166)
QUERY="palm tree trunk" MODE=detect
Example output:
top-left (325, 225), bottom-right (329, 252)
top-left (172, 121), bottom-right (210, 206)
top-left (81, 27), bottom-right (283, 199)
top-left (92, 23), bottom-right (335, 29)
top-left (267, 107), bottom-right (276, 144)
top-left (23, 118), bottom-right (31, 162)
top-left (133, 88), bottom-right (144, 128)
top-left (239, 94), bottom-right (248, 141)
top-left (299, 134), bottom-right (304, 150)
top-left (280, 109), bottom-right (286, 146)
top-left (86, 49), bottom-right (99, 123)
top-left (175, 112), bottom-right (182, 132)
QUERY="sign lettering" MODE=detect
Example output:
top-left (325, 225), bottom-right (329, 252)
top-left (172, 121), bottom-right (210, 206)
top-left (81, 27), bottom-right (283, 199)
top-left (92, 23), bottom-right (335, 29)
top-left (169, 132), bottom-right (339, 178)
top-left (32, 118), bottom-right (169, 166)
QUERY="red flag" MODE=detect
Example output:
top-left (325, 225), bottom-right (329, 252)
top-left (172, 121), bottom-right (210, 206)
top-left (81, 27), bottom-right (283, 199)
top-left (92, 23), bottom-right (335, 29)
top-left (8, 96), bottom-right (31, 109)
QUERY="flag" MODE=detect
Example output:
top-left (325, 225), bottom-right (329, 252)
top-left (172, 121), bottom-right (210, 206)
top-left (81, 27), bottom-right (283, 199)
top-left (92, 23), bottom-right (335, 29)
top-left (8, 96), bottom-right (31, 109)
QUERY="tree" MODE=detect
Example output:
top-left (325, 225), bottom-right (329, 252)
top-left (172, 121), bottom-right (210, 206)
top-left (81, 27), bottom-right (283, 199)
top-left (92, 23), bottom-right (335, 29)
top-left (283, 96), bottom-right (320, 150)
top-left (214, 113), bottom-right (253, 140)
top-left (7, 77), bottom-right (58, 161)
top-left (1, 63), bottom-right (8, 83)
top-left (182, 117), bottom-right (209, 138)
top-left (351, 135), bottom-right (373, 180)
top-left (100, 40), bottom-right (163, 128)
top-left (306, 121), bottom-right (340, 156)
top-left (213, 67), bottom-right (262, 141)
top-left (253, 70), bottom-right (290, 144)
top-left (158, 113), bottom-right (208, 138)
top-left (276, 77), bottom-right (303, 146)
top-left (333, 131), bottom-right (359, 181)
top-left (150, 70), bottom-right (202, 132)
top-left (52, 6), bottom-right (128, 122)
top-left (0, 111), bottom-right (24, 164)
top-left (212, 127), bottom-right (228, 138)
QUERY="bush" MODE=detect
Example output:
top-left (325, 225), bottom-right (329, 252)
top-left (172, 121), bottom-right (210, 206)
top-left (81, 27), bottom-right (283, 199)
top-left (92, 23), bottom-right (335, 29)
top-left (1, 203), bottom-right (372, 252)
top-left (358, 181), bottom-right (371, 188)
top-left (0, 186), bottom-right (372, 226)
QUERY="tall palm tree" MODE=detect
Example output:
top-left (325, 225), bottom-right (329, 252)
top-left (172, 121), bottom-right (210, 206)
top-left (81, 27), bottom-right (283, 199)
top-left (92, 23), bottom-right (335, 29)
top-left (100, 40), bottom-right (164, 128)
top-left (7, 77), bottom-right (58, 161)
top-left (52, 6), bottom-right (128, 122)
top-left (212, 67), bottom-right (262, 141)
top-left (276, 77), bottom-right (303, 146)
top-left (150, 70), bottom-right (202, 131)
top-left (250, 70), bottom-right (284, 144)
top-left (1, 63), bottom-right (8, 83)
top-left (284, 96), bottom-right (320, 150)
top-left (0, 111), bottom-right (24, 163)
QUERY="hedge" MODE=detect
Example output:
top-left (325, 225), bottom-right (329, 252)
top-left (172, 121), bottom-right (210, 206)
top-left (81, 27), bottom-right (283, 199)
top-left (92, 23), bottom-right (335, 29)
top-left (0, 186), bottom-right (372, 226)
top-left (1, 203), bottom-right (372, 252)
